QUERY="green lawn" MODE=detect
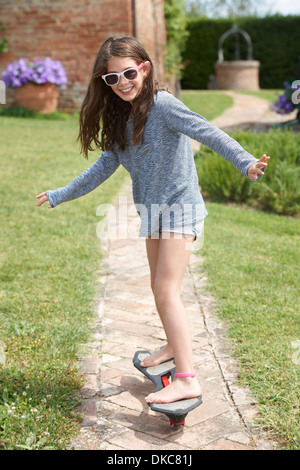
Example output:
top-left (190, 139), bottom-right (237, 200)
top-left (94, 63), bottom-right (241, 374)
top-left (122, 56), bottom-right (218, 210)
top-left (237, 89), bottom-right (282, 103)
top-left (0, 115), bottom-right (128, 449)
top-left (198, 201), bottom-right (299, 449)
top-left (181, 90), bottom-right (234, 120)
top-left (181, 89), bottom-right (281, 118)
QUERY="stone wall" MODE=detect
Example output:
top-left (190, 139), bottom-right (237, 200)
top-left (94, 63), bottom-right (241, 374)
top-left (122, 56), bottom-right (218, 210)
top-left (215, 61), bottom-right (260, 91)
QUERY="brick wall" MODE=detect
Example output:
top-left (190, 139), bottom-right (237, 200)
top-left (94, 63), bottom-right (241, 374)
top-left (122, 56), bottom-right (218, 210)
top-left (0, 0), bottom-right (166, 110)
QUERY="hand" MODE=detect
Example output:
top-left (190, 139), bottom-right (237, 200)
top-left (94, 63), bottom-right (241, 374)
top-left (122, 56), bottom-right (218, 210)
top-left (36, 191), bottom-right (52, 209)
top-left (247, 154), bottom-right (270, 180)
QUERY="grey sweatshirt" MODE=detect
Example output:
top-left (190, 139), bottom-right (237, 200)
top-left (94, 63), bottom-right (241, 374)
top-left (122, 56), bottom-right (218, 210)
top-left (47, 90), bottom-right (263, 237)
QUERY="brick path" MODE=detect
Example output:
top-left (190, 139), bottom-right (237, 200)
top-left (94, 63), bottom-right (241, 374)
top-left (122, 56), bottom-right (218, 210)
top-left (70, 92), bottom-right (280, 451)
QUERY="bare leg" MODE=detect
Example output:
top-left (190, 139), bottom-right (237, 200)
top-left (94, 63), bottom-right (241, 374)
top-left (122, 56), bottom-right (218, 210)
top-left (140, 236), bottom-right (174, 367)
top-left (142, 232), bottom-right (201, 404)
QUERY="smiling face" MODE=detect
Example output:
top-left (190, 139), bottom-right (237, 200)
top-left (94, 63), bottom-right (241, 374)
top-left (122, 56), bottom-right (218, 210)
top-left (106, 56), bottom-right (150, 103)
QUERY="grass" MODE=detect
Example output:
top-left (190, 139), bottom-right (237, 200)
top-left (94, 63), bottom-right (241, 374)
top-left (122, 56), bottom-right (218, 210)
top-left (181, 90), bottom-right (234, 121)
top-left (237, 89), bottom-right (282, 103)
top-left (0, 114), bottom-right (128, 449)
top-left (0, 106), bottom-right (74, 120)
top-left (197, 201), bottom-right (300, 449)
top-left (181, 89), bottom-right (282, 120)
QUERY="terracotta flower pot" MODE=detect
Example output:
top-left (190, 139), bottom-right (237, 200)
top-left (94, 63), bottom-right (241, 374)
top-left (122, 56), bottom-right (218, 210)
top-left (14, 83), bottom-right (59, 113)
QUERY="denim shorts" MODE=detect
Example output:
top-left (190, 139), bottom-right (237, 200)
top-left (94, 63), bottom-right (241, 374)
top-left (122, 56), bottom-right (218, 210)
top-left (149, 216), bottom-right (205, 250)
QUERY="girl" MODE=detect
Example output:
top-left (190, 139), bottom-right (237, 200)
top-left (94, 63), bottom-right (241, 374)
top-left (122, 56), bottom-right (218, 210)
top-left (36, 36), bottom-right (269, 405)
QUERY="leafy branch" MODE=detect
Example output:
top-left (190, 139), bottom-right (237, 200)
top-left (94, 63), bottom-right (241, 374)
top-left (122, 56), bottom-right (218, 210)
top-left (0, 25), bottom-right (9, 54)
top-left (164, 0), bottom-right (189, 79)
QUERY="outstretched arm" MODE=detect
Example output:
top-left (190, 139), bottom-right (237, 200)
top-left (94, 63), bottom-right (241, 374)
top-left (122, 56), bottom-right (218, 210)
top-left (36, 150), bottom-right (120, 209)
top-left (160, 92), bottom-right (269, 181)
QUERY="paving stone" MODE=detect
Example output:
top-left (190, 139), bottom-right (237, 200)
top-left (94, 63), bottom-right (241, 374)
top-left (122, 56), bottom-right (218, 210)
top-left (103, 443), bottom-right (127, 450)
top-left (106, 428), bottom-right (191, 451)
top-left (165, 411), bottom-right (244, 448)
top-left (69, 427), bottom-right (103, 450)
top-left (108, 374), bottom-right (153, 395)
top-left (104, 357), bottom-right (142, 374)
top-left (106, 390), bottom-right (148, 413)
top-left (238, 403), bottom-right (260, 428)
top-left (200, 376), bottom-right (228, 400)
top-left (101, 353), bottom-right (122, 365)
top-left (193, 347), bottom-right (215, 365)
top-left (103, 331), bottom-right (164, 352)
top-left (77, 356), bottom-right (100, 375)
top-left (227, 430), bottom-right (255, 446)
top-left (78, 374), bottom-right (99, 398)
top-left (229, 384), bottom-right (258, 406)
top-left (103, 307), bottom-right (152, 322)
top-left (101, 340), bottom-right (139, 359)
top-left (77, 399), bottom-right (98, 427)
top-left (106, 299), bottom-right (155, 315)
top-left (105, 319), bottom-right (157, 336)
top-left (102, 402), bottom-right (178, 440)
top-left (100, 382), bottom-right (126, 398)
top-left (201, 439), bottom-right (252, 450)
top-left (185, 396), bottom-right (232, 426)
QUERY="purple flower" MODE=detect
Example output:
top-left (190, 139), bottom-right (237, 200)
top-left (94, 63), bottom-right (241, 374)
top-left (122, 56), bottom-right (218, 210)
top-left (1, 57), bottom-right (68, 88)
top-left (272, 80), bottom-right (297, 115)
top-left (284, 102), bottom-right (294, 113)
top-left (278, 94), bottom-right (287, 104)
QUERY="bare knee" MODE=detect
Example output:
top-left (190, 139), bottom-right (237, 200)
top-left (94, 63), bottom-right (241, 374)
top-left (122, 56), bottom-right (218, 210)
top-left (153, 281), bottom-right (180, 309)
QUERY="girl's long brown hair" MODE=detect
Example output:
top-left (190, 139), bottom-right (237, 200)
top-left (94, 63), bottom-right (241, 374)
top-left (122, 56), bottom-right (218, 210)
top-left (77, 36), bottom-right (161, 158)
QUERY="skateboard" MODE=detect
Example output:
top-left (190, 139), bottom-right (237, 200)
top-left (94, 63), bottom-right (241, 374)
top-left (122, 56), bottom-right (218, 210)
top-left (133, 350), bottom-right (202, 426)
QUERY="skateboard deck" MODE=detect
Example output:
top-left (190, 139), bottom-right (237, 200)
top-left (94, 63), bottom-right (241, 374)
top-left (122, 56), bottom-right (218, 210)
top-left (133, 350), bottom-right (202, 426)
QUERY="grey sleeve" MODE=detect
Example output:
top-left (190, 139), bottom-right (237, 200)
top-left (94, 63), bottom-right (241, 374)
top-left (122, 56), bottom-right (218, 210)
top-left (47, 150), bottom-right (120, 208)
top-left (161, 93), bottom-right (264, 181)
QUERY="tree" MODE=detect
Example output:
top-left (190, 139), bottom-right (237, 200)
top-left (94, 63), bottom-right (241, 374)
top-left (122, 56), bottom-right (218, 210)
top-left (184, 0), bottom-right (270, 18)
top-left (184, 0), bottom-right (207, 17)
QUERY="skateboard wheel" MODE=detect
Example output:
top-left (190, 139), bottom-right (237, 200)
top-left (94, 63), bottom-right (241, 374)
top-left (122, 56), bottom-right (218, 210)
top-left (162, 375), bottom-right (170, 388)
top-left (170, 418), bottom-right (185, 426)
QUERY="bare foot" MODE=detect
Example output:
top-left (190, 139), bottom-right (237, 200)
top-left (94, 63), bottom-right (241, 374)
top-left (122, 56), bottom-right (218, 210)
top-left (145, 376), bottom-right (202, 404)
top-left (139, 345), bottom-right (174, 367)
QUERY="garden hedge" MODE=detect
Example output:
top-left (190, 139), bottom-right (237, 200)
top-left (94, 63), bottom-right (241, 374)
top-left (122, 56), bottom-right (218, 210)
top-left (194, 129), bottom-right (300, 216)
top-left (181, 15), bottom-right (300, 89)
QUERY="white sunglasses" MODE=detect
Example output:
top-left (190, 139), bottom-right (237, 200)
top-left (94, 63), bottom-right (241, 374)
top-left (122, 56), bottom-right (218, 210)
top-left (101, 63), bottom-right (145, 86)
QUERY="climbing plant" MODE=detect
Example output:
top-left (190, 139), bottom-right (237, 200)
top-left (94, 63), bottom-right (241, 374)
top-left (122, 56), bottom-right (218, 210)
top-left (164, 0), bottom-right (189, 80)
top-left (0, 25), bottom-right (9, 54)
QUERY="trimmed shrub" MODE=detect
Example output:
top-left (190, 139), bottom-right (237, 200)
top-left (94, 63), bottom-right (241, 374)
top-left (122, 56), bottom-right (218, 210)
top-left (195, 129), bottom-right (300, 216)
